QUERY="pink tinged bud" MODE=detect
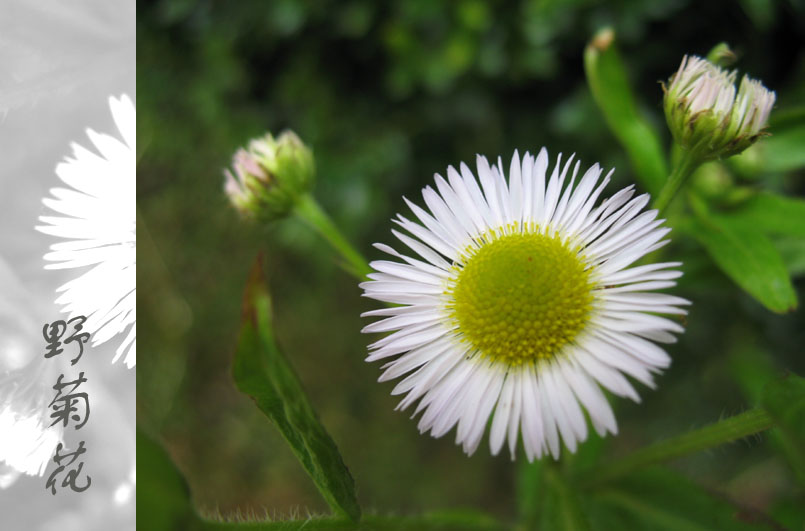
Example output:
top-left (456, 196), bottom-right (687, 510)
top-left (234, 149), bottom-right (267, 182)
top-left (223, 130), bottom-right (315, 222)
top-left (664, 54), bottom-right (775, 160)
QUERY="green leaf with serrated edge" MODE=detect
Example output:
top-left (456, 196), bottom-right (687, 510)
top-left (584, 28), bottom-right (668, 195)
top-left (591, 468), bottom-right (775, 531)
top-left (137, 428), bottom-right (201, 531)
top-left (232, 255), bottom-right (360, 522)
top-left (682, 214), bottom-right (798, 313)
top-left (721, 192), bottom-right (805, 238)
top-left (761, 372), bottom-right (805, 484)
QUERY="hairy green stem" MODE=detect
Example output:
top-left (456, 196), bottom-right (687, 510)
top-left (652, 148), bottom-right (701, 215)
top-left (293, 194), bottom-right (372, 280)
top-left (198, 513), bottom-right (505, 530)
top-left (579, 408), bottom-right (774, 488)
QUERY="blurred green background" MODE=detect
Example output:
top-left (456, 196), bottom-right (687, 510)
top-left (137, 0), bottom-right (805, 526)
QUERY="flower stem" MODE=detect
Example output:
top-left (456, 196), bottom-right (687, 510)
top-left (293, 194), bottom-right (372, 281)
top-left (516, 460), bottom-right (544, 529)
top-left (651, 147), bottom-right (701, 215)
top-left (544, 463), bottom-right (591, 531)
top-left (578, 408), bottom-right (774, 488)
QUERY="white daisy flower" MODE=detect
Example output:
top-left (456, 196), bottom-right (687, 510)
top-left (36, 95), bottom-right (136, 367)
top-left (361, 149), bottom-right (689, 461)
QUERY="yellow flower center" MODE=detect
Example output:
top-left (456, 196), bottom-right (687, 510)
top-left (447, 226), bottom-right (594, 366)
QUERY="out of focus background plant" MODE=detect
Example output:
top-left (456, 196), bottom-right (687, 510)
top-left (137, 0), bottom-right (805, 528)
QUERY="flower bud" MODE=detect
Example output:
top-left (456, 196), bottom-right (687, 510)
top-left (224, 131), bottom-right (315, 222)
top-left (664, 55), bottom-right (775, 160)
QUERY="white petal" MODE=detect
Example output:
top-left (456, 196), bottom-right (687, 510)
top-left (489, 372), bottom-right (515, 456)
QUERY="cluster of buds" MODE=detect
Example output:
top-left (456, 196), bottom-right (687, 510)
top-left (224, 131), bottom-right (315, 223)
top-left (664, 55), bottom-right (775, 160)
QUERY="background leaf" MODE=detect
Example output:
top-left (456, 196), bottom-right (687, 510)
top-left (590, 468), bottom-right (774, 530)
top-left (584, 28), bottom-right (668, 195)
top-left (233, 255), bottom-right (361, 522)
top-left (137, 428), bottom-right (200, 531)
top-left (721, 192), bottom-right (805, 238)
top-left (684, 214), bottom-right (798, 313)
top-left (759, 119), bottom-right (805, 173)
top-left (760, 372), bottom-right (805, 484)
top-left (774, 235), bottom-right (805, 277)
top-left (540, 465), bottom-right (592, 531)
top-left (731, 106), bottom-right (805, 176)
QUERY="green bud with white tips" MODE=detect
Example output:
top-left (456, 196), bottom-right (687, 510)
top-left (224, 131), bottom-right (315, 222)
top-left (664, 55), bottom-right (775, 161)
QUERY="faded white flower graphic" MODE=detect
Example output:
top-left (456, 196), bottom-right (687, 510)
top-left (36, 95), bottom-right (136, 367)
top-left (0, 358), bottom-right (62, 487)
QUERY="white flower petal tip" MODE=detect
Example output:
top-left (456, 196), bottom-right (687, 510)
top-left (36, 94), bottom-right (136, 368)
top-left (361, 149), bottom-right (688, 460)
top-left (0, 406), bottom-right (61, 479)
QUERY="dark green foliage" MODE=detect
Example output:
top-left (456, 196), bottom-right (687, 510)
top-left (589, 468), bottom-right (772, 530)
top-left (761, 372), bottom-right (805, 485)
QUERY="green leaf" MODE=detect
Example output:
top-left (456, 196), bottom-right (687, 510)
top-left (734, 107), bottom-right (805, 175)
top-left (232, 255), bottom-right (361, 522)
top-left (761, 372), bottom-right (805, 484)
top-left (760, 121), bottom-right (805, 173)
top-left (584, 28), bottom-right (668, 195)
top-left (592, 468), bottom-right (774, 531)
top-left (684, 214), bottom-right (798, 313)
top-left (774, 235), bottom-right (805, 277)
top-left (199, 512), bottom-right (504, 530)
top-left (137, 427), bottom-right (201, 531)
top-left (769, 497), bottom-right (805, 531)
top-left (540, 465), bottom-right (592, 531)
top-left (721, 192), bottom-right (805, 238)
